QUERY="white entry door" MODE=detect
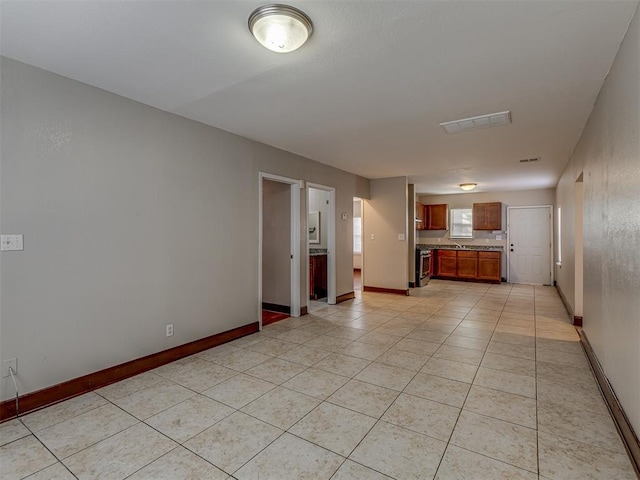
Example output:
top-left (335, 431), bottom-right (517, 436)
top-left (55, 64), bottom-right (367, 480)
top-left (508, 206), bottom-right (552, 285)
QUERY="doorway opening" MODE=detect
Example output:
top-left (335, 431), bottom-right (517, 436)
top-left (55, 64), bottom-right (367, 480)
top-left (574, 173), bottom-right (584, 321)
top-left (307, 184), bottom-right (336, 313)
top-left (507, 205), bottom-right (553, 285)
top-left (353, 198), bottom-right (363, 293)
top-left (259, 173), bottom-right (301, 329)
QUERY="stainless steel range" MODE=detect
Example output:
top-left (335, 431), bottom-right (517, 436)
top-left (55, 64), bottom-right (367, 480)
top-left (416, 248), bottom-right (432, 287)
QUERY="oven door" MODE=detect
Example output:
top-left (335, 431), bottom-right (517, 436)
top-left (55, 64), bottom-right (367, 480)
top-left (416, 250), bottom-right (432, 286)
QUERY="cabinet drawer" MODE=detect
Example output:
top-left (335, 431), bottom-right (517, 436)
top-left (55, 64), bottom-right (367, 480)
top-left (457, 251), bottom-right (477, 258)
top-left (437, 250), bottom-right (456, 257)
top-left (478, 251), bottom-right (501, 259)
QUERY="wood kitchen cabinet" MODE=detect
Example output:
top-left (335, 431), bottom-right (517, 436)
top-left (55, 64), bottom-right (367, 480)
top-left (473, 202), bottom-right (502, 230)
top-left (457, 250), bottom-right (478, 279)
top-left (426, 204), bottom-right (448, 230)
top-left (415, 202), bottom-right (426, 230)
top-left (477, 251), bottom-right (501, 282)
top-left (436, 250), bottom-right (457, 278)
top-left (309, 254), bottom-right (327, 299)
top-left (433, 249), bottom-right (501, 283)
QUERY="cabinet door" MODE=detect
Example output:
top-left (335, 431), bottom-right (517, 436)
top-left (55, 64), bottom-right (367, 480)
top-left (427, 204), bottom-right (448, 230)
top-left (484, 203), bottom-right (502, 230)
top-left (436, 250), bottom-right (457, 277)
top-left (478, 251), bottom-right (501, 282)
top-left (415, 202), bottom-right (426, 231)
top-left (457, 251), bottom-right (478, 279)
top-left (473, 202), bottom-right (502, 230)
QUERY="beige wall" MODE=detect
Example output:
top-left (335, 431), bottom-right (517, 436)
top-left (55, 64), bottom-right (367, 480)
top-left (363, 177), bottom-right (408, 291)
top-left (556, 5), bottom-right (640, 433)
top-left (0, 57), bottom-right (369, 401)
top-left (262, 180), bottom-right (291, 307)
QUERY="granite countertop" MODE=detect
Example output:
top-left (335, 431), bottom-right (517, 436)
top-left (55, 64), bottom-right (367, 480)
top-left (418, 244), bottom-right (504, 252)
top-left (309, 248), bottom-right (328, 256)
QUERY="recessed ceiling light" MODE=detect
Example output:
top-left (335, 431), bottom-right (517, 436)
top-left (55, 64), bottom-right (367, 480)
top-left (460, 183), bottom-right (477, 191)
top-left (440, 111), bottom-right (512, 134)
top-left (248, 4), bottom-right (313, 53)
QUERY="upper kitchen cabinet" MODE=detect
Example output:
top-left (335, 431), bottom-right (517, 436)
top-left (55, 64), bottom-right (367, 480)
top-left (416, 202), bottom-right (426, 230)
top-left (425, 204), bottom-right (448, 230)
top-left (473, 202), bottom-right (502, 230)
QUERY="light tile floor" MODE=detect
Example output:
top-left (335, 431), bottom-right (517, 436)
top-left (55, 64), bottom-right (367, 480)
top-left (1, 280), bottom-right (637, 479)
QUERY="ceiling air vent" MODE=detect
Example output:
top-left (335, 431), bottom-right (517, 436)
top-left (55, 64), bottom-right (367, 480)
top-left (519, 157), bottom-right (540, 163)
top-left (440, 111), bottom-right (511, 135)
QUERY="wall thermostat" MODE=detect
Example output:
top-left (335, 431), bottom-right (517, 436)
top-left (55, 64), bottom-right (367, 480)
top-left (341, 213), bottom-right (348, 220)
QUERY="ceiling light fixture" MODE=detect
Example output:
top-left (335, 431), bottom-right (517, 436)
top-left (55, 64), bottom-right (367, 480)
top-left (248, 4), bottom-right (313, 53)
top-left (459, 183), bottom-right (477, 191)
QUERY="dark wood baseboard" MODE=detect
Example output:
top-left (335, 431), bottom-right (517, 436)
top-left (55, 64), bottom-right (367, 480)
top-left (336, 292), bottom-right (355, 304)
top-left (0, 322), bottom-right (259, 422)
top-left (408, 282), bottom-right (416, 288)
top-left (363, 286), bottom-right (409, 296)
top-left (261, 302), bottom-right (291, 314)
top-left (300, 306), bottom-right (308, 316)
top-left (353, 268), bottom-right (361, 272)
top-left (556, 284), bottom-right (582, 325)
top-left (579, 330), bottom-right (640, 476)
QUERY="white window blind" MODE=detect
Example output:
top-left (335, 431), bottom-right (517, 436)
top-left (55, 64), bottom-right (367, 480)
top-left (353, 217), bottom-right (362, 253)
top-left (450, 208), bottom-right (473, 238)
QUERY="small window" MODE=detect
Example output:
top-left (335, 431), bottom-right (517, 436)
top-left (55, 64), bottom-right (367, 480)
top-left (353, 217), bottom-right (362, 253)
top-left (450, 208), bottom-right (473, 239)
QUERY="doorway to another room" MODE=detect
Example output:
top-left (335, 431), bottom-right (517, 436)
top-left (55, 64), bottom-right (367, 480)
top-left (259, 173), bottom-right (301, 328)
top-left (307, 184), bottom-right (336, 313)
top-left (353, 198), bottom-right (363, 293)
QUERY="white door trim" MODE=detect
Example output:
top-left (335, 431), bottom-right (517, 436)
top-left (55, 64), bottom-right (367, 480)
top-left (306, 183), bottom-right (337, 305)
top-left (258, 172), bottom-right (302, 330)
top-left (506, 205), bottom-right (554, 284)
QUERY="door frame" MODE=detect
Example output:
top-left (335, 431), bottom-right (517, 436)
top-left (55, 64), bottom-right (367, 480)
top-left (258, 172), bottom-right (301, 330)
top-left (506, 205), bottom-right (554, 285)
top-left (306, 183), bottom-right (337, 305)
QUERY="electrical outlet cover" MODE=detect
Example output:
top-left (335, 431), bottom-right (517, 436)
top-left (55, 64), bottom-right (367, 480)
top-left (3, 358), bottom-right (17, 378)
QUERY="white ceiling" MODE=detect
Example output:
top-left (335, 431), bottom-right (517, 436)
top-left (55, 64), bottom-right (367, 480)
top-left (2, 1), bottom-right (637, 194)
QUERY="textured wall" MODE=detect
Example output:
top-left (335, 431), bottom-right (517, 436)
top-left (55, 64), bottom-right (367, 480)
top-left (0, 57), bottom-right (369, 400)
top-left (363, 177), bottom-right (408, 291)
top-left (556, 5), bottom-right (640, 433)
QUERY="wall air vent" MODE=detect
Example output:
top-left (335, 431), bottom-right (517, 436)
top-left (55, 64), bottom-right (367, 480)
top-left (519, 157), bottom-right (540, 163)
top-left (440, 111), bottom-right (511, 135)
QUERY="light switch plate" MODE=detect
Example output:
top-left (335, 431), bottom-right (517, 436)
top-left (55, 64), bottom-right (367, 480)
top-left (1, 234), bottom-right (24, 251)
top-left (496, 235), bottom-right (502, 240)
top-left (398, 233), bottom-right (405, 241)
top-left (341, 213), bottom-right (348, 220)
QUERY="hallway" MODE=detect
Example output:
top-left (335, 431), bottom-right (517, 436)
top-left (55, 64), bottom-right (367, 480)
top-left (1, 281), bottom-right (636, 479)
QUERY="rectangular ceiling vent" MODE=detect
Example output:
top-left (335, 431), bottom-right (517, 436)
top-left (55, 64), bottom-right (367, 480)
top-left (440, 110), bottom-right (512, 135)
top-left (519, 157), bottom-right (540, 163)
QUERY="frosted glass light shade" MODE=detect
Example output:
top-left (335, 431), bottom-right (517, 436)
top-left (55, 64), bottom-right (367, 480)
top-left (460, 183), bottom-right (477, 191)
top-left (249, 5), bottom-right (313, 53)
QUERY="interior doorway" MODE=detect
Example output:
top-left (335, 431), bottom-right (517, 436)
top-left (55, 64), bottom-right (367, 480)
top-left (507, 205), bottom-right (553, 285)
top-left (574, 173), bottom-right (584, 318)
top-left (259, 173), bottom-right (301, 329)
top-left (353, 198), bottom-right (363, 292)
top-left (307, 184), bottom-right (336, 308)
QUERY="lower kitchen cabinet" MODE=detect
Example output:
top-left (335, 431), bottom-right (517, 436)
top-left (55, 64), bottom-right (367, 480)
top-left (436, 250), bottom-right (457, 278)
top-left (457, 250), bottom-right (478, 279)
top-left (478, 251), bottom-right (501, 282)
top-left (309, 254), bottom-right (327, 300)
top-left (434, 249), bottom-right (501, 283)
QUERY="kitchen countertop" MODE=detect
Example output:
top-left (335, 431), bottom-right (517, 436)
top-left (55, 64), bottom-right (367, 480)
top-left (309, 248), bottom-right (328, 256)
top-left (417, 244), bottom-right (504, 252)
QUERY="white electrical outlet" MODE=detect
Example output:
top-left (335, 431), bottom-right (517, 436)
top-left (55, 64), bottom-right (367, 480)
top-left (1, 235), bottom-right (24, 251)
top-left (3, 358), bottom-right (17, 378)
top-left (166, 324), bottom-right (174, 337)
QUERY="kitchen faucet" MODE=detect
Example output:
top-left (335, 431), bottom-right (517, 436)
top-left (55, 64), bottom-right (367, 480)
top-left (452, 241), bottom-right (464, 249)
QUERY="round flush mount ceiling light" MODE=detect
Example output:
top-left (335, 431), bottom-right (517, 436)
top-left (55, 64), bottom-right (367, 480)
top-left (248, 4), bottom-right (313, 53)
top-left (459, 183), bottom-right (478, 191)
